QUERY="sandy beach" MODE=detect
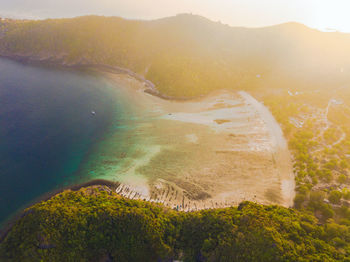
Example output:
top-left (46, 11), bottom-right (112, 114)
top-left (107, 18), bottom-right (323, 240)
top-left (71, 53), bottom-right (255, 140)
top-left (83, 72), bottom-right (295, 210)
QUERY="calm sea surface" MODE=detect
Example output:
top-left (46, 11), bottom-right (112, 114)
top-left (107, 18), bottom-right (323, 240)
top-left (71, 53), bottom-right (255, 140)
top-left (0, 57), bottom-right (293, 226)
top-left (0, 58), bottom-right (130, 225)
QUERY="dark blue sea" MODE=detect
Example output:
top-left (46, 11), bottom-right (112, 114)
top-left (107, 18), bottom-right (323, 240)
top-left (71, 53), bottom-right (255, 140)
top-left (0, 58), bottom-right (120, 225)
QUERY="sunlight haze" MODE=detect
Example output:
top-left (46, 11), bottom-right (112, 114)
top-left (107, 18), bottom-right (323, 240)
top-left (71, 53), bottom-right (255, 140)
top-left (1, 0), bottom-right (350, 32)
top-left (3, 0), bottom-right (350, 260)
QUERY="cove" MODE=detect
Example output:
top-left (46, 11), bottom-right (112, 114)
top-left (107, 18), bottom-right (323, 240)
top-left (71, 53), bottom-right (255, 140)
top-left (0, 57), bottom-right (131, 225)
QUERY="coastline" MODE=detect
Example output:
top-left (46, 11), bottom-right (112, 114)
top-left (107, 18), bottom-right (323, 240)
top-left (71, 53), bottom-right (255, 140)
top-left (87, 72), bottom-right (296, 210)
top-left (0, 54), bottom-right (295, 234)
top-left (0, 53), bottom-right (200, 101)
top-left (0, 179), bottom-right (120, 243)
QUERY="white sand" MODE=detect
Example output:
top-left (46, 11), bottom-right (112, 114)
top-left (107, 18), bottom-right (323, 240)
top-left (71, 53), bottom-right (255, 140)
top-left (92, 73), bottom-right (295, 209)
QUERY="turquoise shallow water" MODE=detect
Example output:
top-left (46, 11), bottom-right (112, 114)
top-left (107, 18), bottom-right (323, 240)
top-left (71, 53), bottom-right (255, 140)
top-left (0, 58), bottom-right (134, 225)
top-left (0, 57), bottom-right (294, 223)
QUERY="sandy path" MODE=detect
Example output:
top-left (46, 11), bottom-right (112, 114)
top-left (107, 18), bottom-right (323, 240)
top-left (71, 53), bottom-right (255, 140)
top-left (239, 91), bottom-right (288, 150)
top-left (312, 99), bottom-right (346, 153)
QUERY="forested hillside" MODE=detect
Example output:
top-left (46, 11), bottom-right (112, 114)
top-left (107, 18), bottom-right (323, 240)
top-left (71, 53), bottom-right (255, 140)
top-left (1, 14), bottom-right (350, 97)
top-left (1, 186), bottom-right (349, 261)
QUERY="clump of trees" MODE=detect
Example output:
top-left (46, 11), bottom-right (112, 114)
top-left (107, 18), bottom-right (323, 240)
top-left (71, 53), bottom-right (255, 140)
top-left (1, 187), bottom-right (350, 261)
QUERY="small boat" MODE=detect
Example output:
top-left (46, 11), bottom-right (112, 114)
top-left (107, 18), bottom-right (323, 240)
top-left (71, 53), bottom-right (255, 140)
top-left (91, 111), bottom-right (96, 115)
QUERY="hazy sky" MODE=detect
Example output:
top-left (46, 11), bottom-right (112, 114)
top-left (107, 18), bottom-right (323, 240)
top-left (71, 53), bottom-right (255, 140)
top-left (1, 0), bottom-right (350, 32)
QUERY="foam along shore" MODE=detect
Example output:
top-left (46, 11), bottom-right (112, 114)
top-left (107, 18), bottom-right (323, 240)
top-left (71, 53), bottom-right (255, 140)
top-left (83, 71), bottom-right (295, 211)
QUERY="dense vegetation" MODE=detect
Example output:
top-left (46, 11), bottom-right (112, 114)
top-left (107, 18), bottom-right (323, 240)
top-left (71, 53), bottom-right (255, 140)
top-left (264, 90), bottom-right (350, 228)
top-left (1, 15), bottom-right (350, 97)
top-left (2, 14), bottom-right (350, 261)
top-left (1, 186), bottom-right (349, 261)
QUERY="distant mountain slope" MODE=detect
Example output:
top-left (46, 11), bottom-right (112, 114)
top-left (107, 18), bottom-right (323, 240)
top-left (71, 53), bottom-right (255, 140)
top-left (1, 14), bottom-right (350, 97)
